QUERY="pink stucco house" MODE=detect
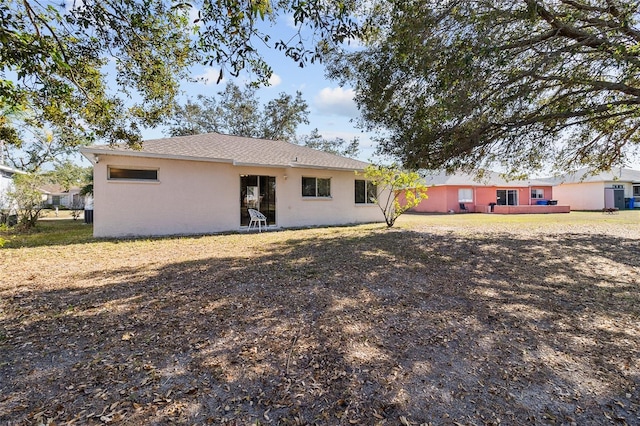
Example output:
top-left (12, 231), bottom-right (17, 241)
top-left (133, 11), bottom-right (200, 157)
top-left (408, 171), bottom-right (568, 214)
top-left (80, 133), bottom-right (385, 237)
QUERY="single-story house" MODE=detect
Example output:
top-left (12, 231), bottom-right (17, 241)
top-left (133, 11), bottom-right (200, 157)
top-left (0, 164), bottom-right (24, 214)
top-left (1, 164), bottom-right (21, 199)
top-left (550, 168), bottom-right (640, 210)
top-left (79, 133), bottom-right (384, 237)
top-left (1, 164), bottom-right (27, 224)
top-left (408, 170), bottom-right (568, 214)
top-left (39, 184), bottom-right (84, 209)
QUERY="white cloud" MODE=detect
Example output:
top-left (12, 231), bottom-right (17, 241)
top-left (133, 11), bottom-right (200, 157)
top-left (194, 68), bottom-right (223, 85)
top-left (187, 5), bottom-right (201, 27)
top-left (314, 87), bottom-right (359, 117)
top-left (317, 130), bottom-right (370, 145)
top-left (268, 73), bottom-right (282, 87)
top-left (65, 0), bottom-right (85, 11)
top-left (285, 14), bottom-right (298, 29)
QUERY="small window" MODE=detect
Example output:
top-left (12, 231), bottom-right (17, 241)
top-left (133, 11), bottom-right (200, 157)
top-left (52, 195), bottom-right (61, 206)
top-left (458, 188), bottom-right (473, 203)
top-left (355, 179), bottom-right (377, 204)
top-left (531, 189), bottom-right (545, 199)
top-left (633, 186), bottom-right (640, 197)
top-left (302, 177), bottom-right (331, 198)
top-left (108, 167), bottom-right (158, 181)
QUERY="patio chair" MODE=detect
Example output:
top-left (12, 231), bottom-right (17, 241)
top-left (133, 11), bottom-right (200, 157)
top-left (248, 208), bottom-right (267, 232)
top-left (459, 203), bottom-right (470, 213)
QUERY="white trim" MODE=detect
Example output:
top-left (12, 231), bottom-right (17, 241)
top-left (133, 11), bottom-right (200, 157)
top-left (288, 162), bottom-right (364, 172)
top-left (0, 164), bottom-right (25, 174)
top-left (81, 147), bottom-right (234, 166)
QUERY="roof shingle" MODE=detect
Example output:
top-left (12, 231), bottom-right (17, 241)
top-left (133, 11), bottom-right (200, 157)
top-left (81, 133), bottom-right (370, 171)
top-left (420, 170), bottom-right (553, 187)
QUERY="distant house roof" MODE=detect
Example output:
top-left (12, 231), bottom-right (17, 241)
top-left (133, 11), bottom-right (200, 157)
top-left (38, 184), bottom-right (82, 195)
top-left (420, 170), bottom-right (553, 187)
top-left (548, 167), bottom-right (640, 184)
top-left (80, 133), bottom-right (370, 171)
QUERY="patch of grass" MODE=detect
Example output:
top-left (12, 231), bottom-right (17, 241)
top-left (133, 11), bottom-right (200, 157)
top-left (0, 219), bottom-right (94, 248)
top-left (399, 209), bottom-right (640, 226)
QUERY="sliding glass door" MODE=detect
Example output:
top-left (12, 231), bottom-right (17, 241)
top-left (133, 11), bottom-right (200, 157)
top-left (240, 175), bottom-right (276, 226)
top-left (496, 189), bottom-right (518, 206)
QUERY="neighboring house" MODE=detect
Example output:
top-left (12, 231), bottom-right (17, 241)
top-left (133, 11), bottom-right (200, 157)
top-left (0, 164), bottom-right (20, 199)
top-left (79, 133), bottom-right (384, 237)
top-left (0, 164), bottom-right (24, 218)
top-left (409, 170), bottom-right (565, 214)
top-left (39, 184), bottom-right (84, 209)
top-left (551, 168), bottom-right (640, 210)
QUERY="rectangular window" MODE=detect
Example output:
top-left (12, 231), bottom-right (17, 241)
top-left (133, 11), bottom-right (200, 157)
top-left (108, 167), bottom-right (158, 181)
top-left (531, 189), bottom-right (545, 199)
top-left (634, 186), bottom-right (640, 196)
top-left (302, 177), bottom-right (331, 198)
top-left (355, 179), bottom-right (377, 204)
top-left (52, 195), bottom-right (61, 206)
top-left (458, 188), bottom-right (473, 203)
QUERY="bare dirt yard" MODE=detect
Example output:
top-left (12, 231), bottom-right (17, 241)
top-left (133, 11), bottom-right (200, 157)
top-left (1, 212), bottom-right (639, 425)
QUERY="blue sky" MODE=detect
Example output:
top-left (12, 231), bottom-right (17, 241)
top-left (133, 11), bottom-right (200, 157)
top-left (160, 59), bottom-right (378, 162)
top-left (137, 12), bottom-right (380, 164)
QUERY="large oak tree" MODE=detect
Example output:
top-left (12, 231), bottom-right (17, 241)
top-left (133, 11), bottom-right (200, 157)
top-left (1, 0), bottom-right (359, 169)
top-left (330, 0), bottom-right (640, 175)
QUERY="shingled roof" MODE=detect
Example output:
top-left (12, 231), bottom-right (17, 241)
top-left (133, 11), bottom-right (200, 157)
top-left (81, 133), bottom-right (369, 171)
top-left (546, 167), bottom-right (640, 184)
top-left (420, 170), bottom-right (553, 187)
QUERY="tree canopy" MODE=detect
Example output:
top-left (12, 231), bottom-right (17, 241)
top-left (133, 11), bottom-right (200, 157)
top-left (361, 164), bottom-right (428, 227)
top-left (296, 128), bottom-right (360, 158)
top-left (168, 83), bottom-right (360, 157)
top-left (167, 83), bottom-right (309, 142)
top-left (330, 0), bottom-right (640, 175)
top-left (1, 0), bottom-right (359, 169)
top-left (42, 161), bottom-right (91, 191)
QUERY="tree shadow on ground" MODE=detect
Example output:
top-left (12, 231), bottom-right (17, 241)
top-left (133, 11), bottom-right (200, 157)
top-left (1, 228), bottom-right (639, 425)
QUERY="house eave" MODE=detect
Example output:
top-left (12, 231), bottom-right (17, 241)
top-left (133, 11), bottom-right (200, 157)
top-left (288, 162), bottom-right (366, 172)
top-left (80, 147), bottom-right (234, 166)
top-left (232, 161), bottom-right (288, 169)
top-left (0, 164), bottom-right (26, 175)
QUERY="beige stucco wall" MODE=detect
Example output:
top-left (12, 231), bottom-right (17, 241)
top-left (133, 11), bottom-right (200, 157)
top-left (552, 181), bottom-right (605, 210)
top-left (93, 155), bottom-right (383, 237)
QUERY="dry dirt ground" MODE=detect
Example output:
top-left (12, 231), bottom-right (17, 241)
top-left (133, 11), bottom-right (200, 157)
top-left (1, 213), bottom-right (639, 425)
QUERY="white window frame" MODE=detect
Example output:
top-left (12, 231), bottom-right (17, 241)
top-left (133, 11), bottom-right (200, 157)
top-left (458, 188), bottom-right (473, 203)
top-left (531, 189), bottom-right (545, 199)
